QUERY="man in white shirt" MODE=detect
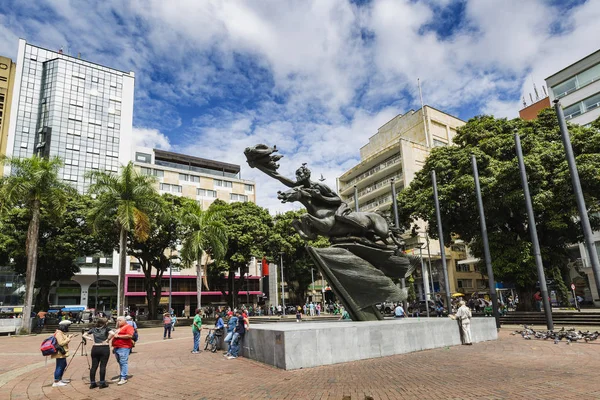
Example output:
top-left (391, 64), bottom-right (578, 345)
top-left (453, 300), bottom-right (473, 345)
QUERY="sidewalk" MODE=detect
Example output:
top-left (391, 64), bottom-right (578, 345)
top-left (0, 326), bottom-right (599, 399)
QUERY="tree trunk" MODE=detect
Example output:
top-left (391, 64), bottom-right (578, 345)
top-left (516, 287), bottom-right (535, 311)
top-left (34, 282), bottom-right (51, 312)
top-left (117, 227), bottom-right (127, 316)
top-left (21, 200), bottom-right (41, 334)
top-left (196, 258), bottom-right (202, 310)
top-left (228, 270), bottom-right (235, 309)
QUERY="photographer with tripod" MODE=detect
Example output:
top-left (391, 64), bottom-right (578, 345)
top-left (51, 320), bottom-right (74, 387)
top-left (83, 318), bottom-right (114, 389)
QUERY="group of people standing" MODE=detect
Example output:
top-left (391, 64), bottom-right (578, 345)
top-left (50, 316), bottom-right (136, 389)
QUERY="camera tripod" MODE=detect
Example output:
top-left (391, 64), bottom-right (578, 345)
top-left (65, 330), bottom-right (91, 374)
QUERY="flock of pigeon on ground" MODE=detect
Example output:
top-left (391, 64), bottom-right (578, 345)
top-left (513, 325), bottom-right (600, 344)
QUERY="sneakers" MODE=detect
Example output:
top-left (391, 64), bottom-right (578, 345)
top-left (223, 352), bottom-right (230, 357)
top-left (227, 355), bottom-right (237, 359)
top-left (60, 379), bottom-right (71, 384)
top-left (52, 381), bottom-right (68, 387)
top-left (117, 379), bottom-right (128, 385)
top-left (99, 382), bottom-right (108, 389)
top-left (89, 382), bottom-right (98, 389)
top-left (111, 377), bottom-right (121, 382)
top-left (191, 350), bottom-right (199, 354)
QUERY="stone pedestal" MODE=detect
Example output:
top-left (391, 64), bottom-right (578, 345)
top-left (242, 318), bottom-right (497, 370)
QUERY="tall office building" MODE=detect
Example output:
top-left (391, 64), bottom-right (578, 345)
top-left (4, 39), bottom-right (134, 191)
top-left (337, 106), bottom-right (481, 302)
top-left (0, 56), bottom-right (17, 174)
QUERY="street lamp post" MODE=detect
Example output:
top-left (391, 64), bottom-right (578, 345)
top-left (168, 261), bottom-right (173, 315)
top-left (95, 258), bottom-right (100, 313)
top-left (246, 274), bottom-right (251, 305)
top-left (431, 170), bottom-right (452, 310)
top-left (280, 252), bottom-right (285, 315)
top-left (418, 245), bottom-right (430, 318)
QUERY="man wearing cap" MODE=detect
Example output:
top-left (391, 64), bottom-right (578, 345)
top-left (112, 316), bottom-right (134, 385)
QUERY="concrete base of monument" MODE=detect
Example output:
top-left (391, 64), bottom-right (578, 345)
top-left (241, 318), bottom-right (498, 370)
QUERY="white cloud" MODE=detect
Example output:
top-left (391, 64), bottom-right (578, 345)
top-left (131, 127), bottom-right (172, 151)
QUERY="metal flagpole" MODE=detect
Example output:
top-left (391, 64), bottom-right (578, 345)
top-left (514, 132), bottom-right (553, 330)
top-left (471, 155), bottom-right (500, 329)
top-left (390, 178), bottom-right (408, 312)
top-left (431, 170), bottom-right (452, 310)
top-left (554, 100), bottom-right (600, 302)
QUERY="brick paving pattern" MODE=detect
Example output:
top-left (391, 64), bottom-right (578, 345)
top-left (0, 326), bottom-right (599, 399)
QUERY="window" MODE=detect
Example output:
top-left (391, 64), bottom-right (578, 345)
top-left (153, 169), bottom-right (164, 178)
top-left (552, 77), bottom-right (577, 99)
top-left (135, 152), bottom-right (151, 163)
top-left (230, 193), bottom-right (248, 202)
top-left (197, 189), bottom-right (217, 197)
top-left (433, 139), bottom-right (447, 147)
top-left (564, 103), bottom-right (582, 120)
top-left (160, 183), bottom-right (182, 193)
top-left (244, 184), bottom-right (254, 192)
top-left (456, 263), bottom-right (471, 272)
top-left (190, 176), bottom-right (200, 183)
top-left (65, 159), bottom-right (79, 166)
top-left (107, 150), bottom-right (119, 158)
top-left (583, 93), bottom-right (600, 113)
top-left (179, 173), bottom-right (189, 181)
top-left (140, 167), bottom-right (152, 176)
top-left (457, 279), bottom-right (473, 289)
top-left (66, 143), bottom-right (80, 151)
top-left (214, 179), bottom-right (232, 188)
top-left (20, 142), bottom-right (28, 149)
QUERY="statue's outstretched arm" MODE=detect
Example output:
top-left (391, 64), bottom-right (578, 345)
top-left (254, 164), bottom-right (296, 187)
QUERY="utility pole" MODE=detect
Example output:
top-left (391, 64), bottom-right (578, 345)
top-left (554, 100), bottom-right (600, 303)
top-left (471, 155), bottom-right (500, 329)
top-left (515, 132), bottom-right (553, 330)
top-left (431, 170), bottom-right (452, 310)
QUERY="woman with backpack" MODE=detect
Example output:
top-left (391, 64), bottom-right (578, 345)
top-left (51, 321), bottom-right (73, 387)
top-left (83, 318), bottom-right (114, 389)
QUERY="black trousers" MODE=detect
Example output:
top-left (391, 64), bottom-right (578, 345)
top-left (90, 345), bottom-right (110, 383)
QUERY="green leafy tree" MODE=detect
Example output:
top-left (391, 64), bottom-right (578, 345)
top-left (0, 156), bottom-right (70, 333)
top-left (210, 200), bottom-right (272, 308)
top-left (128, 194), bottom-right (187, 319)
top-left (269, 210), bottom-right (329, 304)
top-left (0, 194), bottom-right (102, 311)
top-left (87, 162), bottom-right (161, 315)
top-left (396, 109), bottom-right (600, 310)
top-left (180, 198), bottom-right (227, 310)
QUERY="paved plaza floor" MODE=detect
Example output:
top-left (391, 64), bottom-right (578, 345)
top-left (0, 325), bottom-right (599, 400)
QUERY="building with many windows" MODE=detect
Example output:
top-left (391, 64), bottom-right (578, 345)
top-left (546, 49), bottom-right (600, 126)
top-left (128, 147), bottom-right (259, 316)
top-left (337, 106), bottom-right (468, 303)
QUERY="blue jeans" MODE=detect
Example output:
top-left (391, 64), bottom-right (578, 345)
top-left (230, 333), bottom-right (242, 357)
top-left (193, 330), bottom-right (201, 352)
top-left (54, 358), bottom-right (67, 381)
top-left (164, 324), bottom-right (172, 338)
top-left (224, 331), bottom-right (233, 352)
top-left (114, 348), bottom-right (130, 379)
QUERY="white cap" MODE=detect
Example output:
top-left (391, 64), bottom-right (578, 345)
top-left (58, 320), bottom-right (72, 325)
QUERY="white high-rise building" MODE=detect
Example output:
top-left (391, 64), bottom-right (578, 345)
top-left (4, 39), bottom-right (134, 191)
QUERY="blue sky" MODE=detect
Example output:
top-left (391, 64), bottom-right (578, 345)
top-left (1, 0), bottom-right (599, 212)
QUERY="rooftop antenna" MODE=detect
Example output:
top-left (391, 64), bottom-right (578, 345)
top-left (542, 85), bottom-right (547, 97)
top-left (529, 93), bottom-right (534, 103)
top-left (534, 83), bottom-right (540, 101)
top-left (417, 78), bottom-right (431, 148)
top-left (522, 97), bottom-right (527, 108)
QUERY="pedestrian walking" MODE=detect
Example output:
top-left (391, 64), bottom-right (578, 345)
top-left (171, 314), bottom-right (177, 331)
top-left (112, 316), bottom-right (134, 385)
top-left (163, 312), bottom-right (172, 339)
top-left (533, 290), bottom-right (543, 312)
top-left (51, 321), bottom-right (73, 387)
top-left (296, 306), bottom-right (302, 322)
top-left (451, 301), bottom-right (473, 345)
top-left (83, 318), bottom-right (114, 389)
top-left (191, 308), bottom-right (202, 354)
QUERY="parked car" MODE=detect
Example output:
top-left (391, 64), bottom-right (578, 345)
top-left (375, 302), bottom-right (395, 314)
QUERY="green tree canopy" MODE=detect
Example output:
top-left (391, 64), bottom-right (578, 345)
top-left (396, 109), bottom-right (600, 309)
top-left (0, 156), bottom-right (70, 332)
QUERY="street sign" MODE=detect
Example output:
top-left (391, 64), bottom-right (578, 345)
top-left (571, 283), bottom-right (576, 290)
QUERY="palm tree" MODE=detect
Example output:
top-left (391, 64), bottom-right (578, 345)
top-left (87, 162), bottom-right (161, 316)
top-left (0, 156), bottom-right (70, 333)
top-left (180, 201), bottom-right (227, 310)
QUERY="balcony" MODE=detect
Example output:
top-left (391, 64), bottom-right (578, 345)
top-left (340, 154), bottom-right (401, 194)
